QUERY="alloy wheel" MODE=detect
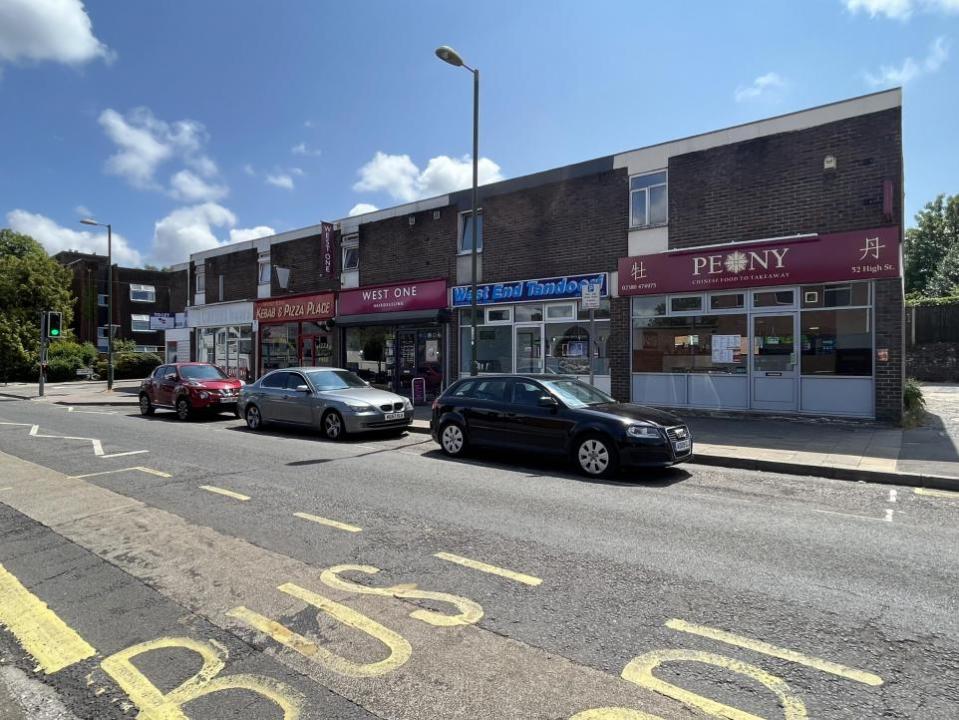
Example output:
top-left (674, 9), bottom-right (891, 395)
top-left (176, 399), bottom-right (190, 421)
top-left (578, 438), bottom-right (609, 475)
top-left (246, 405), bottom-right (260, 430)
top-left (139, 395), bottom-right (152, 415)
top-left (441, 424), bottom-right (464, 455)
top-left (324, 412), bottom-right (342, 440)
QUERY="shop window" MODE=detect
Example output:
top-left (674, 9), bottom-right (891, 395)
top-left (131, 314), bottom-right (151, 333)
top-left (801, 282), bottom-right (870, 308)
top-left (801, 309), bottom-right (872, 376)
top-left (629, 171), bottom-right (667, 228)
top-left (486, 307), bottom-right (512, 324)
top-left (461, 325), bottom-right (511, 374)
top-left (670, 295), bottom-right (704, 313)
top-left (710, 293), bottom-right (745, 310)
top-left (632, 315), bottom-right (748, 374)
top-left (342, 246), bottom-right (359, 272)
top-left (344, 326), bottom-right (394, 386)
top-left (545, 303), bottom-right (576, 321)
top-left (632, 296), bottom-right (667, 317)
top-left (130, 284), bottom-right (156, 302)
top-left (459, 211), bottom-right (483, 253)
top-left (547, 320), bottom-right (610, 376)
top-left (515, 304), bottom-right (544, 322)
top-left (753, 289), bottom-right (795, 308)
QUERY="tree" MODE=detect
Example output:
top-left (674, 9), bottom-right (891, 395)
top-left (904, 193), bottom-right (959, 297)
top-left (0, 229), bottom-right (76, 382)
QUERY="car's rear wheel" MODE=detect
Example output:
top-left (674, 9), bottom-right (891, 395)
top-left (322, 410), bottom-right (345, 441)
top-left (138, 393), bottom-right (155, 416)
top-left (439, 422), bottom-right (467, 457)
top-left (575, 434), bottom-right (619, 478)
top-left (175, 397), bottom-right (192, 421)
top-left (245, 404), bottom-right (263, 430)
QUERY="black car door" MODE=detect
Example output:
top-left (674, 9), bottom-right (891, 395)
top-left (460, 378), bottom-right (511, 446)
top-left (503, 379), bottom-right (575, 454)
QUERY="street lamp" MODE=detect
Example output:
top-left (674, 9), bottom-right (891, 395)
top-left (436, 44), bottom-right (480, 377)
top-left (80, 218), bottom-right (114, 391)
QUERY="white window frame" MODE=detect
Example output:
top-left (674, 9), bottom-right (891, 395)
top-left (342, 241), bottom-right (359, 272)
top-left (257, 260), bottom-right (271, 284)
top-left (750, 287), bottom-right (797, 310)
top-left (129, 283), bottom-right (156, 303)
top-left (629, 170), bottom-right (668, 229)
top-left (669, 294), bottom-right (706, 315)
top-left (709, 292), bottom-right (746, 311)
top-left (485, 306), bottom-right (513, 324)
top-left (544, 302), bottom-right (576, 322)
top-left (134, 345), bottom-right (162, 353)
top-left (458, 209), bottom-right (484, 255)
top-left (131, 314), bottom-right (151, 333)
top-left (97, 293), bottom-right (108, 307)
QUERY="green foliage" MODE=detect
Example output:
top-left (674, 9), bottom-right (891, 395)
top-left (905, 295), bottom-right (959, 307)
top-left (0, 229), bottom-right (75, 382)
top-left (904, 194), bottom-right (959, 297)
top-left (95, 352), bottom-right (162, 380)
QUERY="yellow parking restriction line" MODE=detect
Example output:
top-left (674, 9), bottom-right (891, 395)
top-left (0, 564), bottom-right (96, 674)
top-left (665, 618), bottom-right (882, 686)
top-left (914, 487), bottom-right (959, 499)
top-left (293, 511), bottom-right (362, 533)
top-left (433, 551), bottom-right (542, 587)
top-left (199, 485), bottom-right (250, 501)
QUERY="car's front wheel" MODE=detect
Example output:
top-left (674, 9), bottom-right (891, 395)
top-left (322, 410), bottom-right (345, 441)
top-left (575, 434), bottom-right (619, 478)
top-left (138, 393), bottom-right (155, 416)
top-left (245, 404), bottom-right (263, 430)
top-left (439, 422), bottom-right (468, 457)
top-left (175, 397), bottom-right (192, 421)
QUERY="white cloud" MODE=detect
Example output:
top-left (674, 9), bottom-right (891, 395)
top-left (150, 203), bottom-right (236, 266)
top-left (290, 167), bottom-right (305, 176)
top-left (348, 203), bottom-right (379, 217)
top-left (266, 173), bottom-right (294, 190)
top-left (734, 72), bottom-right (786, 102)
top-left (98, 108), bottom-right (173, 189)
top-left (229, 225), bottom-right (275, 243)
top-left (243, 164), bottom-right (256, 176)
top-left (6, 209), bottom-right (142, 266)
top-left (843, 0), bottom-right (959, 20)
top-left (292, 142), bottom-right (321, 157)
top-left (74, 204), bottom-right (91, 217)
top-left (169, 169), bottom-right (228, 202)
top-left (0, 0), bottom-right (113, 68)
top-left (188, 155), bottom-right (218, 178)
top-left (865, 36), bottom-right (950, 85)
top-left (353, 152), bottom-right (504, 203)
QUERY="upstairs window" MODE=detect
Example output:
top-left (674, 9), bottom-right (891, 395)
top-left (460, 210), bottom-right (484, 253)
top-left (630, 171), bottom-right (667, 228)
top-left (195, 267), bottom-right (206, 293)
top-left (343, 245), bottom-right (359, 271)
top-left (97, 293), bottom-right (108, 307)
top-left (130, 284), bottom-right (156, 302)
top-left (131, 314), bottom-right (151, 333)
top-left (258, 261), bottom-right (271, 284)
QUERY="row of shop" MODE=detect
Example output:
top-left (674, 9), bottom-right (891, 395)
top-left (162, 225), bottom-right (900, 415)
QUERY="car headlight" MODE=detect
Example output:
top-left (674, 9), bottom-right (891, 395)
top-left (197, 391), bottom-right (209, 400)
top-left (627, 424), bottom-right (660, 439)
top-left (403, 398), bottom-right (413, 410)
top-left (346, 402), bottom-right (374, 413)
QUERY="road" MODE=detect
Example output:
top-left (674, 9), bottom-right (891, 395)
top-left (0, 396), bottom-right (957, 719)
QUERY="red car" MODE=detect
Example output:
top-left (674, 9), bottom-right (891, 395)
top-left (139, 362), bottom-right (243, 420)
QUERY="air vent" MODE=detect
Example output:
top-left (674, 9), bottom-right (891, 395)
top-left (433, 210), bottom-right (441, 220)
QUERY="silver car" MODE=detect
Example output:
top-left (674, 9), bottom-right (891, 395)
top-left (239, 367), bottom-right (414, 439)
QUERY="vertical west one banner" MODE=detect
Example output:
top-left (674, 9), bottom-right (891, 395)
top-left (321, 222), bottom-right (338, 278)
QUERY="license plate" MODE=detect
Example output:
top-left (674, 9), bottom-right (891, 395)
top-left (384, 412), bottom-right (404, 421)
top-left (674, 439), bottom-right (690, 452)
top-left (219, 397), bottom-right (234, 403)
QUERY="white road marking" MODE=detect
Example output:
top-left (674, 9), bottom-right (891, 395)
top-left (64, 406), bottom-right (117, 415)
top-left (811, 508), bottom-right (885, 522)
top-left (100, 450), bottom-right (149, 459)
top-left (0, 487), bottom-right (12, 492)
top-left (884, 508), bottom-right (894, 522)
top-left (69, 466), bottom-right (171, 479)
top-left (888, 489), bottom-right (897, 502)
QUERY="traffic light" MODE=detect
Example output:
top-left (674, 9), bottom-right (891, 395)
top-left (47, 311), bottom-right (62, 338)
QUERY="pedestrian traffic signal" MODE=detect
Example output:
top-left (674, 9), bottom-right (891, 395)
top-left (47, 311), bottom-right (62, 338)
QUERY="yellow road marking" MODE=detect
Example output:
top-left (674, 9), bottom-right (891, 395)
top-left (293, 511), bottom-right (361, 533)
top-left (199, 485), bottom-right (250, 501)
top-left (665, 618), bottom-right (883, 686)
top-left (0, 486), bottom-right (12, 491)
top-left (433, 551), bottom-right (542, 586)
top-left (69, 466), bottom-right (172, 479)
top-left (0, 563), bottom-right (96, 674)
top-left (914, 487), bottom-right (959, 499)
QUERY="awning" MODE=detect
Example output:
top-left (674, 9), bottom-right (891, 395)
top-left (334, 308), bottom-right (451, 327)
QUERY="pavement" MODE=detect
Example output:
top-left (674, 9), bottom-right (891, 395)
top-left (0, 398), bottom-right (957, 718)
top-left (4, 378), bottom-right (957, 489)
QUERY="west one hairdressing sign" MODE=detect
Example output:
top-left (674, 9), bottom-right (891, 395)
top-left (617, 227), bottom-right (901, 296)
top-left (452, 273), bottom-right (608, 306)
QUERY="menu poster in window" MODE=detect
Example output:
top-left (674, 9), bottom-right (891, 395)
top-left (711, 334), bottom-right (741, 364)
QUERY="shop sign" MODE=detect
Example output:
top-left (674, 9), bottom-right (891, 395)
top-left (255, 292), bottom-right (335, 322)
top-left (149, 312), bottom-right (186, 330)
top-left (187, 302), bottom-right (254, 328)
top-left (338, 279), bottom-right (448, 315)
top-left (321, 222), bottom-right (337, 277)
top-left (452, 272), bottom-right (608, 307)
top-left (618, 226), bottom-right (900, 296)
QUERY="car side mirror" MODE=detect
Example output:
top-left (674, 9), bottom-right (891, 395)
top-left (538, 396), bottom-right (558, 408)
top-left (295, 384), bottom-right (311, 393)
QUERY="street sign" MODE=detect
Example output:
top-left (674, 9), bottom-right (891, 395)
top-left (580, 282), bottom-right (601, 310)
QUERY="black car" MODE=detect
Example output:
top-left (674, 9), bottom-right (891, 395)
top-left (430, 374), bottom-right (692, 478)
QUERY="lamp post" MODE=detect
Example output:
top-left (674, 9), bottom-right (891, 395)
top-left (435, 45), bottom-right (480, 377)
top-left (80, 218), bottom-right (114, 391)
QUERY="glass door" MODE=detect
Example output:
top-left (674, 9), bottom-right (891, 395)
top-left (300, 335), bottom-right (316, 367)
top-left (515, 324), bottom-right (544, 374)
top-left (395, 329), bottom-right (417, 397)
top-left (750, 313), bottom-right (798, 411)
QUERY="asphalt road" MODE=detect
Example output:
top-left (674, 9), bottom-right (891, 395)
top-left (0, 397), bottom-right (957, 719)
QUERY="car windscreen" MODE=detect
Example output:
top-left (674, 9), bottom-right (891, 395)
top-left (306, 369), bottom-right (368, 391)
top-left (179, 365), bottom-right (227, 380)
top-left (541, 379), bottom-right (615, 408)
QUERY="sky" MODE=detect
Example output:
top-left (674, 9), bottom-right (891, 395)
top-left (0, 0), bottom-right (957, 268)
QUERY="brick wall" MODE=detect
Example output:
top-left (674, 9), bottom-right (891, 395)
top-left (168, 269), bottom-right (188, 313)
top-left (270, 233), bottom-right (340, 296)
top-left (203, 249), bottom-right (257, 303)
top-left (609, 296), bottom-right (631, 402)
top-left (358, 208), bottom-right (458, 287)
top-left (873, 278), bottom-right (904, 421)
top-left (668, 108), bottom-right (902, 248)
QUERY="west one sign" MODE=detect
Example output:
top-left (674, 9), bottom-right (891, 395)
top-left (452, 273), bottom-right (608, 306)
top-left (254, 293), bottom-right (334, 322)
top-left (338, 279), bottom-right (448, 315)
top-left (617, 227), bottom-right (901, 296)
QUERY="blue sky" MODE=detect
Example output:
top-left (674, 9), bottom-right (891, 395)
top-left (1, 0), bottom-right (956, 267)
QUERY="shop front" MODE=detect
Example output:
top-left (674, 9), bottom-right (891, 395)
top-left (618, 227), bottom-right (901, 417)
top-left (336, 279), bottom-right (449, 402)
top-left (451, 272), bottom-right (612, 393)
top-left (255, 292), bottom-right (336, 377)
top-left (188, 301), bottom-right (255, 381)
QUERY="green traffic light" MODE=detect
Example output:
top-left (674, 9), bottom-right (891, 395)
top-left (50, 329), bottom-right (60, 336)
